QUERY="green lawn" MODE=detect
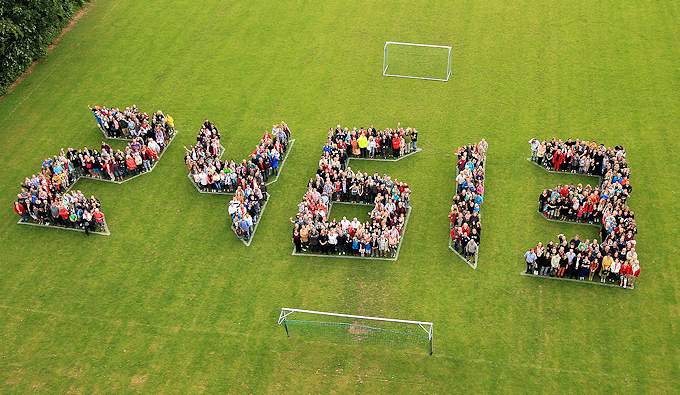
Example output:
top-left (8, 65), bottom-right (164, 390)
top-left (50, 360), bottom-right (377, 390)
top-left (1, 0), bottom-right (678, 392)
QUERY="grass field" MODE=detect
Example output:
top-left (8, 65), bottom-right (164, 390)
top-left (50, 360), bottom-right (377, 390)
top-left (0, 0), bottom-right (678, 392)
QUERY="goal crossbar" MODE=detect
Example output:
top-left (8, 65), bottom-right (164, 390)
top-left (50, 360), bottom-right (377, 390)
top-left (277, 308), bottom-right (433, 339)
top-left (383, 41), bottom-right (452, 82)
top-left (384, 41), bottom-right (451, 49)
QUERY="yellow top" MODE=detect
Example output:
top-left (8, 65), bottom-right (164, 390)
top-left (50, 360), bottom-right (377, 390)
top-left (357, 134), bottom-right (368, 149)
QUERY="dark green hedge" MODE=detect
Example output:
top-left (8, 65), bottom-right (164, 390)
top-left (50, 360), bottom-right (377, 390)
top-left (0, 0), bottom-right (88, 95)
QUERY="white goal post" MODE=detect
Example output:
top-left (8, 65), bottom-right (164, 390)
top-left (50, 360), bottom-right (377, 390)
top-left (383, 41), bottom-right (452, 82)
top-left (277, 307), bottom-right (434, 355)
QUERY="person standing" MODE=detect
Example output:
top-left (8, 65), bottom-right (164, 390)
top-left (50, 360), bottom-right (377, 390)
top-left (524, 248), bottom-right (537, 274)
top-left (548, 251), bottom-right (559, 276)
top-left (465, 238), bottom-right (478, 259)
top-left (357, 133), bottom-right (368, 158)
top-left (630, 260), bottom-right (640, 289)
top-left (600, 254), bottom-right (613, 283)
top-left (610, 258), bottom-right (621, 284)
top-left (529, 139), bottom-right (540, 161)
top-left (292, 228), bottom-right (302, 253)
top-left (391, 134), bottom-right (401, 159)
top-left (620, 260), bottom-right (632, 288)
top-left (539, 250), bottom-right (551, 276)
top-left (588, 258), bottom-right (599, 281)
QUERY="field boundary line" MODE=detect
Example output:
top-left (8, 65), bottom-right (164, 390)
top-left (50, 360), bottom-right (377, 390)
top-left (536, 211), bottom-right (602, 228)
top-left (16, 220), bottom-right (110, 236)
top-left (519, 271), bottom-right (636, 290)
top-left (526, 157), bottom-right (602, 180)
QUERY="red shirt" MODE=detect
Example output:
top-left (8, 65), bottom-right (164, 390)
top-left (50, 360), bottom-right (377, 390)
top-left (449, 211), bottom-right (458, 224)
top-left (93, 211), bottom-right (105, 223)
top-left (449, 227), bottom-right (458, 240)
top-left (13, 202), bottom-right (25, 216)
top-left (126, 157), bottom-right (136, 170)
top-left (392, 138), bottom-right (400, 150)
top-left (620, 263), bottom-right (632, 276)
top-left (146, 147), bottom-right (158, 161)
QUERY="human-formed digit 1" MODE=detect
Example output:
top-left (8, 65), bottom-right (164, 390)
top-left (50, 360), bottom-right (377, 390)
top-left (184, 120), bottom-right (294, 246)
top-left (12, 105), bottom-right (177, 235)
top-left (449, 140), bottom-right (487, 269)
top-left (291, 124), bottom-right (421, 261)
top-left (526, 138), bottom-right (640, 289)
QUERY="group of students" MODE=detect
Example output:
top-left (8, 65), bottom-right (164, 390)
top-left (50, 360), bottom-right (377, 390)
top-left (530, 137), bottom-right (609, 176)
top-left (449, 140), bottom-right (488, 261)
top-left (91, 105), bottom-right (174, 142)
top-left (68, 139), bottom-right (166, 182)
top-left (13, 107), bottom-right (176, 234)
top-left (88, 106), bottom-right (175, 180)
top-left (184, 120), bottom-right (292, 242)
top-left (526, 138), bottom-right (640, 287)
top-left (524, 235), bottom-right (640, 288)
top-left (332, 124), bottom-right (418, 160)
top-left (291, 125), bottom-right (413, 258)
top-left (13, 151), bottom-right (108, 234)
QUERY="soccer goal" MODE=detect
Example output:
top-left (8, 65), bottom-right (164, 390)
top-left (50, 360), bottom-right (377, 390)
top-left (383, 41), bottom-right (452, 82)
top-left (277, 307), bottom-right (434, 355)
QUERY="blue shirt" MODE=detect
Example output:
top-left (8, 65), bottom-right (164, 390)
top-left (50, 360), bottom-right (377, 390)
top-left (524, 251), bottom-right (537, 263)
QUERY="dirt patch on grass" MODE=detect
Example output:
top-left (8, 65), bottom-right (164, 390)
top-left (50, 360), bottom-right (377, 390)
top-left (2, 1), bottom-right (94, 97)
top-left (348, 321), bottom-right (369, 336)
top-left (129, 373), bottom-right (148, 388)
top-left (31, 381), bottom-right (46, 391)
top-left (65, 365), bottom-right (84, 379)
top-left (66, 386), bottom-right (84, 395)
top-left (4, 368), bottom-right (24, 386)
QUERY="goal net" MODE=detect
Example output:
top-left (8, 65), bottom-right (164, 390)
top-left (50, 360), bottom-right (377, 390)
top-left (277, 308), bottom-right (434, 355)
top-left (383, 41), bottom-right (452, 82)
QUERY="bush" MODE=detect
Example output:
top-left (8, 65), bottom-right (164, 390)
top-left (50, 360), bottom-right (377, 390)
top-left (0, 0), bottom-right (88, 95)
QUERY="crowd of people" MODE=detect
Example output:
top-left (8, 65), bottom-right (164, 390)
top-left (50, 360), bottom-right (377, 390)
top-left (449, 140), bottom-right (487, 262)
top-left (526, 138), bottom-right (639, 288)
top-left (91, 105), bottom-right (175, 141)
top-left (184, 121), bottom-right (291, 242)
top-left (327, 124), bottom-right (418, 160)
top-left (84, 106), bottom-right (174, 181)
top-left (529, 137), bottom-right (609, 175)
top-left (12, 106), bottom-right (176, 234)
top-left (291, 125), bottom-right (414, 258)
top-left (524, 235), bottom-right (640, 288)
top-left (87, 106), bottom-right (175, 180)
top-left (13, 149), bottom-right (110, 234)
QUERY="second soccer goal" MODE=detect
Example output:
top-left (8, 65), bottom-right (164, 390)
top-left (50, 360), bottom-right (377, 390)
top-left (383, 41), bottom-right (452, 82)
top-left (277, 307), bottom-right (434, 355)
